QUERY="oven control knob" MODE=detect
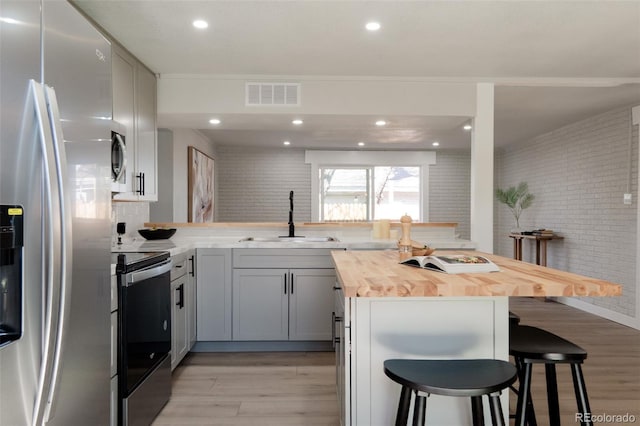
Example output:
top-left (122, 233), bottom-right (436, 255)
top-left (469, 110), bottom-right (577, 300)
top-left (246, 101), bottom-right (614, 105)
top-left (149, 352), bottom-right (155, 360)
top-left (163, 320), bottom-right (168, 331)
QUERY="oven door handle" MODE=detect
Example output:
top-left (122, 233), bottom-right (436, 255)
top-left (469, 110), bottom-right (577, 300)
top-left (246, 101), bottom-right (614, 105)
top-left (125, 260), bottom-right (172, 285)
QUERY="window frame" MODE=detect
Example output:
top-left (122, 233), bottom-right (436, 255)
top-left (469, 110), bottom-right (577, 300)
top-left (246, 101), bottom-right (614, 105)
top-left (305, 151), bottom-right (436, 222)
top-left (320, 166), bottom-right (371, 222)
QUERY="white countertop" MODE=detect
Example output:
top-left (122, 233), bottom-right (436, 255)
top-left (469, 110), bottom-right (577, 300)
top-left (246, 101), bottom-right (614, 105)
top-left (110, 236), bottom-right (476, 273)
top-left (112, 236), bottom-right (475, 255)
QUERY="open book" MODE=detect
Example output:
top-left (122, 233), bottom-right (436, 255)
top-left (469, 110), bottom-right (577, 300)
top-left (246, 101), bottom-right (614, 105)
top-left (400, 254), bottom-right (500, 274)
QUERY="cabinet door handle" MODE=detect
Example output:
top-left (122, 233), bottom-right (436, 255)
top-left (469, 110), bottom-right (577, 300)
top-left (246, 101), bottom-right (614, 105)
top-left (136, 172), bottom-right (143, 195)
top-left (189, 256), bottom-right (195, 276)
top-left (141, 172), bottom-right (145, 196)
top-left (176, 283), bottom-right (184, 308)
top-left (284, 273), bottom-right (287, 295)
top-left (290, 273), bottom-right (294, 294)
top-left (331, 311), bottom-right (336, 349)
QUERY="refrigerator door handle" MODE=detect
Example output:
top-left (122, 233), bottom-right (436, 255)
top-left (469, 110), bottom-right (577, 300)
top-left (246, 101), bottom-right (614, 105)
top-left (42, 84), bottom-right (74, 424)
top-left (28, 80), bottom-right (64, 426)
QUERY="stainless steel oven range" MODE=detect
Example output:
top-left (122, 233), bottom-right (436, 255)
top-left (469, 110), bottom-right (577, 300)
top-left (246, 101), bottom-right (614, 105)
top-left (113, 251), bottom-right (172, 426)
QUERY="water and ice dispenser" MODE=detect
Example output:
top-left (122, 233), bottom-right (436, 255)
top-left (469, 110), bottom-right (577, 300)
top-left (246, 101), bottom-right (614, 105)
top-left (0, 205), bottom-right (23, 348)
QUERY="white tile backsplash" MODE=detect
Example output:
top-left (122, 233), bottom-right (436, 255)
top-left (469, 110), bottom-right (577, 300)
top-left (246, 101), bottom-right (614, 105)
top-left (111, 201), bottom-right (150, 246)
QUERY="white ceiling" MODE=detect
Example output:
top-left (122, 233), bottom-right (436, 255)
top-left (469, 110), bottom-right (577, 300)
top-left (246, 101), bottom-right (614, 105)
top-left (73, 0), bottom-right (640, 149)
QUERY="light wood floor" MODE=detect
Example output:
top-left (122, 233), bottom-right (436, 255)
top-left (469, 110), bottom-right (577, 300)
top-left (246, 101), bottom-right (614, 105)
top-left (508, 297), bottom-right (640, 425)
top-left (153, 298), bottom-right (639, 425)
top-left (152, 351), bottom-right (338, 425)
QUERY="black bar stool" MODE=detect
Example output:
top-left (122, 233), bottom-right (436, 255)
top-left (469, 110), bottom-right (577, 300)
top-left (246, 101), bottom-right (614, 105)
top-left (509, 311), bottom-right (521, 327)
top-left (510, 325), bottom-right (591, 426)
top-left (384, 359), bottom-right (517, 426)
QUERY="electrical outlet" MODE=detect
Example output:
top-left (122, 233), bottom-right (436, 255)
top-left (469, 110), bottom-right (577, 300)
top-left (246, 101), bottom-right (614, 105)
top-left (624, 193), bottom-right (632, 205)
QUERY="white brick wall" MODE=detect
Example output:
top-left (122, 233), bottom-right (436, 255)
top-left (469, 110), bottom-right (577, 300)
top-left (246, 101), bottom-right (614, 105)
top-left (495, 106), bottom-right (638, 317)
top-left (216, 146), bottom-right (312, 222)
top-left (429, 150), bottom-right (471, 239)
top-left (216, 146), bottom-right (474, 237)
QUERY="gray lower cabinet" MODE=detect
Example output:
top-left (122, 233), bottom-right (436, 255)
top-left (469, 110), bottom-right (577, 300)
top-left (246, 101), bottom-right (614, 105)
top-left (232, 268), bottom-right (288, 340)
top-left (232, 248), bottom-right (341, 342)
top-left (196, 248), bottom-right (232, 341)
top-left (171, 274), bottom-right (188, 370)
top-left (289, 269), bottom-right (337, 340)
top-left (186, 251), bottom-right (197, 348)
top-left (170, 250), bottom-right (196, 370)
top-left (232, 268), bottom-right (336, 341)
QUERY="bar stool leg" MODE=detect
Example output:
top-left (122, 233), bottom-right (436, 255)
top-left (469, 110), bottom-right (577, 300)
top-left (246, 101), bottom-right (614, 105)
top-left (489, 394), bottom-right (498, 426)
top-left (395, 386), bottom-right (412, 426)
top-left (412, 392), bottom-right (426, 426)
top-left (571, 363), bottom-right (593, 426)
top-left (513, 357), bottom-right (538, 425)
top-left (489, 392), bottom-right (506, 426)
top-left (471, 396), bottom-right (485, 426)
top-left (544, 364), bottom-right (561, 425)
top-left (515, 362), bottom-right (533, 426)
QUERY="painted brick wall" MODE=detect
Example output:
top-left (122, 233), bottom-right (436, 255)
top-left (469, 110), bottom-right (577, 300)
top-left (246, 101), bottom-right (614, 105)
top-left (216, 146), bottom-right (474, 237)
top-left (429, 150), bottom-right (471, 240)
top-left (216, 146), bottom-right (312, 222)
top-left (495, 106), bottom-right (638, 317)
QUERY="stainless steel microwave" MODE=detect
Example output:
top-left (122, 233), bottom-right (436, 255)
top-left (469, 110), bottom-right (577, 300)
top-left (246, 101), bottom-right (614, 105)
top-left (111, 121), bottom-right (127, 193)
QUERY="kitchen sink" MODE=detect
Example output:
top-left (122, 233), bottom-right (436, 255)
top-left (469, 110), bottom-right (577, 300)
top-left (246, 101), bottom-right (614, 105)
top-left (238, 236), bottom-right (339, 242)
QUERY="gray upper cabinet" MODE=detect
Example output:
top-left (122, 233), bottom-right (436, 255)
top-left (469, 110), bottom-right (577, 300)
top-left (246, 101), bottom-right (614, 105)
top-left (134, 64), bottom-right (157, 201)
top-left (111, 48), bottom-right (135, 195)
top-left (112, 43), bottom-right (157, 201)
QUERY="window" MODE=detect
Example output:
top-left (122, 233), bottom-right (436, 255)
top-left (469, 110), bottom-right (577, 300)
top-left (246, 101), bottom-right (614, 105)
top-left (305, 150), bottom-right (435, 222)
top-left (320, 166), bottom-right (420, 221)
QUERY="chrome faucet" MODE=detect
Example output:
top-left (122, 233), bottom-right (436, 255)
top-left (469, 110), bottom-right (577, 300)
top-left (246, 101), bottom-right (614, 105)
top-left (288, 190), bottom-right (295, 237)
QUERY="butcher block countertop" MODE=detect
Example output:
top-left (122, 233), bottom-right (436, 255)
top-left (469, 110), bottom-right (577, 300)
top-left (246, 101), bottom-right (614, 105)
top-left (331, 250), bottom-right (622, 298)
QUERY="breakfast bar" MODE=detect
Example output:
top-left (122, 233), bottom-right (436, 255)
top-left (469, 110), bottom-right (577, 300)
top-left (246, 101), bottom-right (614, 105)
top-left (331, 250), bottom-right (621, 426)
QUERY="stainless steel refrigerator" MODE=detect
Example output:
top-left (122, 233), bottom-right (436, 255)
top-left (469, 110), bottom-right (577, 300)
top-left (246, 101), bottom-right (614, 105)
top-left (0, 1), bottom-right (112, 425)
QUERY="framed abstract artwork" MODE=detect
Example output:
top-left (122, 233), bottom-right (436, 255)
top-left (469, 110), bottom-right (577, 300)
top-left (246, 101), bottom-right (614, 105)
top-left (188, 146), bottom-right (215, 223)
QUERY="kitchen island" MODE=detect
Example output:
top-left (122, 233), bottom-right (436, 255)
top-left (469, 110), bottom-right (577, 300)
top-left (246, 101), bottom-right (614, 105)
top-left (331, 250), bottom-right (621, 426)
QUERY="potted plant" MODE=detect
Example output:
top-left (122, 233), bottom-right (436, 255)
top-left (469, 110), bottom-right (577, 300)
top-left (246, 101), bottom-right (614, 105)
top-left (495, 182), bottom-right (534, 233)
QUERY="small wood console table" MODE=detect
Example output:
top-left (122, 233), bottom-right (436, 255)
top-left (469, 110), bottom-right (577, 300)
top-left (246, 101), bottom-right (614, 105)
top-left (509, 233), bottom-right (563, 266)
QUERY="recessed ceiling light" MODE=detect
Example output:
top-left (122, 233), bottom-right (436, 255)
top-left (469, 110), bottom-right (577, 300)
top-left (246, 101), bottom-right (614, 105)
top-left (283, 141), bottom-right (291, 146)
top-left (209, 118), bottom-right (221, 125)
top-left (358, 142), bottom-right (365, 147)
top-left (292, 119), bottom-right (303, 125)
top-left (375, 120), bottom-right (387, 126)
top-left (463, 124), bottom-right (472, 131)
top-left (193, 20), bottom-right (208, 29)
top-left (432, 141), bottom-right (440, 147)
top-left (365, 22), bottom-right (381, 31)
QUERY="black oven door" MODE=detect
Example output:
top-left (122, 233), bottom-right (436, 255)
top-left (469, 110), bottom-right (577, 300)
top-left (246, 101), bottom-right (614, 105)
top-left (119, 260), bottom-right (171, 395)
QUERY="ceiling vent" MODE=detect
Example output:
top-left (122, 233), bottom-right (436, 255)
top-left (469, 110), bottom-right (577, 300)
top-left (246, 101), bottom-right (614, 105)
top-left (246, 82), bottom-right (300, 106)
